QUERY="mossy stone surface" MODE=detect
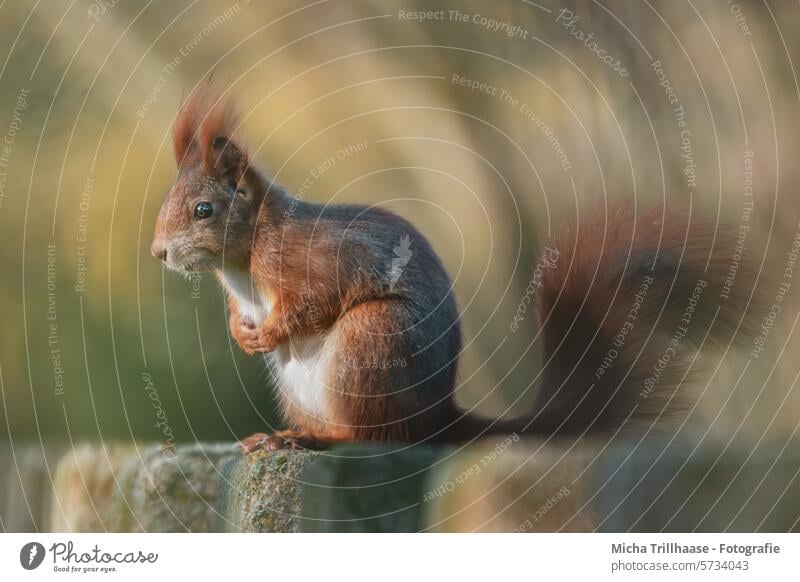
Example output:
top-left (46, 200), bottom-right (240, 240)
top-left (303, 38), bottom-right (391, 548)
top-left (49, 443), bottom-right (238, 532)
top-left (108, 443), bottom-right (238, 532)
top-left (219, 449), bottom-right (319, 532)
top-left (300, 444), bottom-right (449, 532)
top-left (423, 437), bottom-right (596, 532)
top-left (42, 439), bottom-right (800, 533)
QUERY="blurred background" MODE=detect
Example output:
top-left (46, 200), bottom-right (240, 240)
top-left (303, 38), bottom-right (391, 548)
top-left (0, 0), bottom-right (798, 450)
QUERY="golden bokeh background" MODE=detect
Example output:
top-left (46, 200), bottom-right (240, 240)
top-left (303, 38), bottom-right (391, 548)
top-left (1, 0), bottom-right (798, 446)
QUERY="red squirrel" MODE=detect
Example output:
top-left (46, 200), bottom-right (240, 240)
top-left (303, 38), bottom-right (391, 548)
top-left (151, 85), bottom-right (762, 452)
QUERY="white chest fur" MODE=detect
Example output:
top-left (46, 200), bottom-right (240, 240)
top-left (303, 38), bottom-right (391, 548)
top-left (220, 268), bottom-right (272, 323)
top-left (219, 268), bottom-right (332, 423)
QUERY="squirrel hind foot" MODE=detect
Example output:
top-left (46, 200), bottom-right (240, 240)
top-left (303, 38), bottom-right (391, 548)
top-left (237, 430), bottom-right (327, 454)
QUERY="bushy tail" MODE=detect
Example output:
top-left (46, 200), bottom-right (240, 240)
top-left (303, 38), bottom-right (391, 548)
top-left (448, 204), bottom-right (764, 440)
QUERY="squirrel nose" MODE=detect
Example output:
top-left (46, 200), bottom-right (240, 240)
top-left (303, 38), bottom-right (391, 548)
top-left (151, 242), bottom-right (167, 262)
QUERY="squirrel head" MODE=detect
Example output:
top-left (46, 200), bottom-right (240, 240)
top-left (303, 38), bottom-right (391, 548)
top-left (151, 83), bottom-right (267, 273)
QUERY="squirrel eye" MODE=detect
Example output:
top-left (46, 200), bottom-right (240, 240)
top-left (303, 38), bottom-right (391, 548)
top-left (194, 201), bottom-right (213, 220)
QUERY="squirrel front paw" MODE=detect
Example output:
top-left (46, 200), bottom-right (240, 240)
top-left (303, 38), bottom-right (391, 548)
top-left (229, 311), bottom-right (282, 355)
top-left (255, 325), bottom-right (280, 353)
top-left (230, 312), bottom-right (259, 355)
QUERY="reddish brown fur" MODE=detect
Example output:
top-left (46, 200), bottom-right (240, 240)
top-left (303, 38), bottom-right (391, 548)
top-left (173, 83), bottom-right (245, 175)
top-left (526, 204), bottom-right (763, 436)
top-left (153, 86), bottom-right (765, 450)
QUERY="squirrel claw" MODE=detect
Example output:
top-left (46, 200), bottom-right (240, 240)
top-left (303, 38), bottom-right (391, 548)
top-left (254, 327), bottom-right (280, 353)
top-left (237, 431), bottom-right (324, 453)
top-left (232, 322), bottom-right (279, 354)
top-left (230, 314), bottom-right (260, 354)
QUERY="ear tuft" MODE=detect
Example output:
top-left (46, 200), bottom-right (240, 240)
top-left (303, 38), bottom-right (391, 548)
top-left (172, 80), bottom-right (248, 174)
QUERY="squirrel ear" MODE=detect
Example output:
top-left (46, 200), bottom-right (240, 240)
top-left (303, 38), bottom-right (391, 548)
top-left (209, 136), bottom-right (246, 187)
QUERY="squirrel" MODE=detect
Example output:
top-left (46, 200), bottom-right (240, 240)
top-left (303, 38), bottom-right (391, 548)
top-left (151, 84), bottom-right (763, 452)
